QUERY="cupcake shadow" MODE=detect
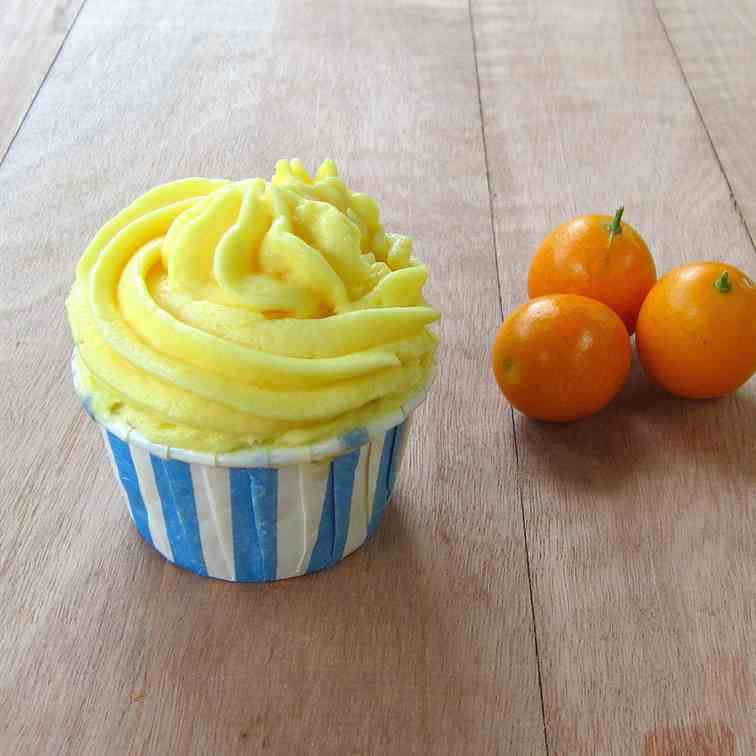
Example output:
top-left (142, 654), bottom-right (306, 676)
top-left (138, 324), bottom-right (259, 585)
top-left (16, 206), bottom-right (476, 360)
top-left (134, 495), bottom-right (487, 752)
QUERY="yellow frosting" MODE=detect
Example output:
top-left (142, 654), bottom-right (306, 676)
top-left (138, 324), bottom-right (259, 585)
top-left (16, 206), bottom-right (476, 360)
top-left (67, 160), bottom-right (439, 452)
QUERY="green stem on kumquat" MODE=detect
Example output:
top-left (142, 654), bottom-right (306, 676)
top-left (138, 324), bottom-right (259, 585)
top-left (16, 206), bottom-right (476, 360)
top-left (606, 205), bottom-right (624, 246)
top-left (714, 271), bottom-right (732, 293)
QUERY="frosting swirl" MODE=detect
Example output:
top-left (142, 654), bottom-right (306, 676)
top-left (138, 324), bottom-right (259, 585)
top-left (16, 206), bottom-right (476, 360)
top-left (67, 160), bottom-right (439, 452)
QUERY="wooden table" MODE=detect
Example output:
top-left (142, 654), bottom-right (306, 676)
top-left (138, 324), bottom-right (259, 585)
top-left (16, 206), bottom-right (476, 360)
top-left (1, 1), bottom-right (754, 753)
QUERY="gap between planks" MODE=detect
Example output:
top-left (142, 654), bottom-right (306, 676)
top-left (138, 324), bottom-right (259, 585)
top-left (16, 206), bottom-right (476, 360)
top-left (651, 0), bottom-right (756, 255)
top-left (0, 0), bottom-right (90, 168)
top-left (467, 0), bottom-right (550, 753)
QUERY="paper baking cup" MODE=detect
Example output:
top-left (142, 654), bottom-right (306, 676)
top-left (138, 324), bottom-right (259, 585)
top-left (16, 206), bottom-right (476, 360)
top-left (74, 352), bottom-right (433, 581)
top-left (99, 416), bottom-right (414, 581)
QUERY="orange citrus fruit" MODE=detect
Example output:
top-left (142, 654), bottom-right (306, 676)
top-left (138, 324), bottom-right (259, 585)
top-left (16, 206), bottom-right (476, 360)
top-left (493, 294), bottom-right (632, 422)
top-left (636, 262), bottom-right (756, 398)
top-left (528, 207), bottom-right (656, 333)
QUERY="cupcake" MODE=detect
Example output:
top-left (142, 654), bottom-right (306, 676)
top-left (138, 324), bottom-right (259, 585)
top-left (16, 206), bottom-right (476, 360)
top-left (67, 159), bottom-right (439, 581)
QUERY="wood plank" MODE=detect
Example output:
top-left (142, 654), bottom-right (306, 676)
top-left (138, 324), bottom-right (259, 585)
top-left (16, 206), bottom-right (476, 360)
top-left (0, 1), bottom-right (545, 753)
top-left (656, 0), bottom-right (756, 248)
top-left (472, 0), bottom-right (756, 753)
top-left (0, 0), bottom-right (86, 162)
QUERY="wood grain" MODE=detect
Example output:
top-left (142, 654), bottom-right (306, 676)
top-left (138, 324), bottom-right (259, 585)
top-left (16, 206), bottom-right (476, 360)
top-left (0, 0), bottom-right (86, 162)
top-left (0, 1), bottom-right (545, 754)
top-left (656, 0), bottom-right (756, 248)
top-left (472, 0), bottom-right (756, 753)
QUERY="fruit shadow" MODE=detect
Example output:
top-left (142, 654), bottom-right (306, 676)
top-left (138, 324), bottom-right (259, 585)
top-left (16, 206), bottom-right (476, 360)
top-left (514, 352), bottom-right (756, 497)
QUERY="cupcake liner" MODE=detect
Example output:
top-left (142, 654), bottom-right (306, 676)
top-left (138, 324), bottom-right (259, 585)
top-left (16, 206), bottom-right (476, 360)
top-left (75, 350), bottom-right (429, 581)
top-left (100, 417), bottom-right (413, 581)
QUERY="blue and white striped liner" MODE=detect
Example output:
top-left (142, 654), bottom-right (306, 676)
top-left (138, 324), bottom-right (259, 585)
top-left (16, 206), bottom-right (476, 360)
top-left (101, 419), bottom-right (412, 581)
